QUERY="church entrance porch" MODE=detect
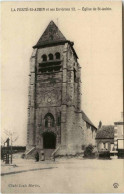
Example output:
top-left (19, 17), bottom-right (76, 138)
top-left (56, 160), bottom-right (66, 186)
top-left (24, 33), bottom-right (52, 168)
top-left (43, 132), bottom-right (56, 149)
top-left (42, 132), bottom-right (56, 160)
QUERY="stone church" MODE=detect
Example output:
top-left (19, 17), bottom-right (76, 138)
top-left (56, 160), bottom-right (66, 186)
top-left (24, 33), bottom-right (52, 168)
top-left (26, 21), bottom-right (97, 159)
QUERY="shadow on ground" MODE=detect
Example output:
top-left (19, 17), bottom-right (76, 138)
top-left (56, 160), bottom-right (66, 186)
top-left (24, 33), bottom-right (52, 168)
top-left (1, 167), bottom-right (57, 176)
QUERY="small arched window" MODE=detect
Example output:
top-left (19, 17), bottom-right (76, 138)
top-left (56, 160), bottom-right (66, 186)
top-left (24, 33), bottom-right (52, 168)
top-left (73, 68), bottom-right (76, 82)
top-left (48, 54), bottom-right (54, 60)
top-left (44, 113), bottom-right (54, 127)
top-left (55, 52), bottom-right (60, 60)
top-left (42, 54), bottom-right (47, 62)
top-left (57, 113), bottom-right (61, 126)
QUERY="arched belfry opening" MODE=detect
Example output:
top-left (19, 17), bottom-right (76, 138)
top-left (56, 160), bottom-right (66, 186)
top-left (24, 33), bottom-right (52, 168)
top-left (42, 54), bottom-right (47, 62)
top-left (48, 53), bottom-right (54, 60)
top-left (55, 52), bottom-right (60, 59)
top-left (43, 132), bottom-right (56, 149)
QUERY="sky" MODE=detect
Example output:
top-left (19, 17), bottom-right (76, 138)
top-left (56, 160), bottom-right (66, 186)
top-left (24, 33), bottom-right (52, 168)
top-left (1, 1), bottom-right (123, 145)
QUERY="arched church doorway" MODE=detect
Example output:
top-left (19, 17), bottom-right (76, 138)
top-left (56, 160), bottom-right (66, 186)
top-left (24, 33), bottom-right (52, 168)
top-left (43, 132), bottom-right (56, 149)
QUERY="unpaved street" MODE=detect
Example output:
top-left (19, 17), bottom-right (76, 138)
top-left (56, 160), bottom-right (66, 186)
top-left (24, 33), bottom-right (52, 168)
top-left (1, 157), bottom-right (124, 193)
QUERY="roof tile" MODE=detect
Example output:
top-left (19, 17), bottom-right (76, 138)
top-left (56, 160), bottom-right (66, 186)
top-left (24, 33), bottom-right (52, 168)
top-left (96, 125), bottom-right (114, 139)
top-left (34, 20), bottom-right (66, 47)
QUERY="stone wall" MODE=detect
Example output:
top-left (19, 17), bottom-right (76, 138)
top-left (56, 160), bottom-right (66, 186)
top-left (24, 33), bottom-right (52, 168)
top-left (82, 122), bottom-right (97, 146)
top-left (27, 49), bottom-right (37, 149)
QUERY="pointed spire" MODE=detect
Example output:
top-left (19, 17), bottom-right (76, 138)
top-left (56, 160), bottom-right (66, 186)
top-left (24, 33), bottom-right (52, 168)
top-left (33, 20), bottom-right (66, 48)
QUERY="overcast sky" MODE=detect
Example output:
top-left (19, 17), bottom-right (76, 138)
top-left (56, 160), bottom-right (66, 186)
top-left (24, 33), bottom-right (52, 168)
top-left (1, 1), bottom-right (123, 145)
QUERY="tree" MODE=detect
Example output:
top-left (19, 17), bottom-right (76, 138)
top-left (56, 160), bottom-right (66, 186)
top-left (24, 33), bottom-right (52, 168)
top-left (3, 129), bottom-right (18, 163)
top-left (4, 129), bottom-right (18, 146)
top-left (1, 137), bottom-right (5, 146)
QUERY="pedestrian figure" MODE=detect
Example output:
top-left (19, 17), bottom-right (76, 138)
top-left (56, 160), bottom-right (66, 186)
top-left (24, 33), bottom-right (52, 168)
top-left (35, 152), bottom-right (39, 162)
top-left (41, 151), bottom-right (45, 161)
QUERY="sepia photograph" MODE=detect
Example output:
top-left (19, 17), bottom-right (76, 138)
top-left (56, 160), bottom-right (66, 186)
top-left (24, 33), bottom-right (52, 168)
top-left (1, 1), bottom-right (124, 193)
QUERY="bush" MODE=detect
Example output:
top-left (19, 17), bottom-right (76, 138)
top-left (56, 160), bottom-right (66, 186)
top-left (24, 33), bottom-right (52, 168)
top-left (21, 153), bottom-right (25, 159)
top-left (84, 144), bottom-right (96, 158)
top-left (99, 151), bottom-right (110, 159)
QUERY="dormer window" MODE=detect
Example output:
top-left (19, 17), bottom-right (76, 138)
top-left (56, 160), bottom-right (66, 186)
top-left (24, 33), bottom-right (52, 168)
top-left (55, 52), bottom-right (60, 60)
top-left (42, 54), bottom-right (47, 62)
top-left (49, 54), bottom-right (54, 60)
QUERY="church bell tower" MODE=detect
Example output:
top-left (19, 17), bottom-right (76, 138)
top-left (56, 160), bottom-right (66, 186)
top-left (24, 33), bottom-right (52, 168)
top-left (27, 21), bottom-right (83, 157)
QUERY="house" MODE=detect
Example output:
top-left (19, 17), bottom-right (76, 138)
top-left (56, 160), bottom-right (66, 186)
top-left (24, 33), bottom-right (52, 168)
top-left (96, 125), bottom-right (114, 152)
top-left (114, 113), bottom-right (124, 157)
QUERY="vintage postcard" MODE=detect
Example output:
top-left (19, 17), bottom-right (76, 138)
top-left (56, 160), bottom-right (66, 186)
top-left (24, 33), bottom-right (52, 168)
top-left (1, 1), bottom-right (124, 193)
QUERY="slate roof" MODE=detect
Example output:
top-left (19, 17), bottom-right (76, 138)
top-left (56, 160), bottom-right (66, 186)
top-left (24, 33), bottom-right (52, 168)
top-left (81, 110), bottom-right (97, 129)
top-left (33, 20), bottom-right (78, 58)
top-left (96, 126), bottom-right (114, 139)
top-left (33, 20), bottom-right (66, 48)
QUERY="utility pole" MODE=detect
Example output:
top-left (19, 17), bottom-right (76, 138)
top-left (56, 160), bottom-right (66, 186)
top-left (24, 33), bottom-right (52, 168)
top-left (3, 129), bottom-right (18, 164)
top-left (10, 133), bottom-right (12, 164)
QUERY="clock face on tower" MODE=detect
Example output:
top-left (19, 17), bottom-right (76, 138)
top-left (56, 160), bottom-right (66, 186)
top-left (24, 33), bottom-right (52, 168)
top-left (38, 89), bottom-right (61, 107)
top-left (44, 92), bottom-right (56, 104)
top-left (47, 97), bottom-right (52, 103)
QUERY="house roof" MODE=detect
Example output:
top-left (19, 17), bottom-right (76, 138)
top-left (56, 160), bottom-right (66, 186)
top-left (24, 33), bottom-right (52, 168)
top-left (81, 110), bottom-right (97, 129)
top-left (96, 125), bottom-right (114, 139)
top-left (33, 20), bottom-right (66, 48)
